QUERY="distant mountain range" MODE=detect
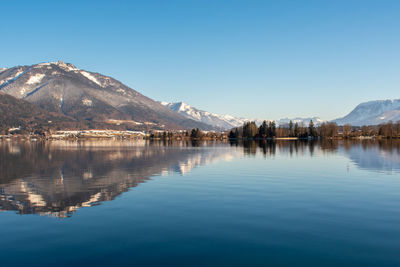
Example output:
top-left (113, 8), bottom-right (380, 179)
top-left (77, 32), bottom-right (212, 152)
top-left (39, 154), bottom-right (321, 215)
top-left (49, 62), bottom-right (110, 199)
top-left (163, 99), bottom-right (400, 129)
top-left (333, 99), bottom-right (400, 126)
top-left (276, 117), bottom-right (326, 126)
top-left (160, 101), bottom-right (250, 129)
top-left (161, 101), bottom-right (325, 129)
top-left (0, 61), bottom-right (213, 131)
top-left (1, 61), bottom-right (398, 132)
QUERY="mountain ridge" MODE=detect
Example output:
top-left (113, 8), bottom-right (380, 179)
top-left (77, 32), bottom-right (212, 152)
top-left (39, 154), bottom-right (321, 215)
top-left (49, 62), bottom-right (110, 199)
top-left (333, 99), bottom-right (400, 126)
top-left (160, 101), bottom-right (249, 129)
top-left (161, 101), bottom-right (325, 129)
top-left (0, 61), bottom-right (214, 131)
top-left (2, 61), bottom-right (398, 131)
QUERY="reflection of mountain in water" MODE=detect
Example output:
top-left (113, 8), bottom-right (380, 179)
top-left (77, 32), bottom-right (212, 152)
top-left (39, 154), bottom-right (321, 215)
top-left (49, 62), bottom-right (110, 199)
top-left (1, 140), bottom-right (399, 217)
top-left (339, 140), bottom-right (400, 173)
top-left (236, 139), bottom-right (400, 174)
top-left (0, 141), bottom-right (235, 217)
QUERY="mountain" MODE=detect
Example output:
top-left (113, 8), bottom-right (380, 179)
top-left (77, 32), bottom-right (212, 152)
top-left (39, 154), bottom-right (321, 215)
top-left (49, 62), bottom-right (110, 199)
top-left (0, 92), bottom-right (79, 133)
top-left (276, 117), bottom-right (325, 126)
top-left (160, 101), bottom-right (249, 129)
top-left (161, 101), bottom-right (324, 129)
top-left (0, 61), bottom-right (213, 131)
top-left (0, 92), bottom-right (146, 133)
top-left (333, 99), bottom-right (400, 126)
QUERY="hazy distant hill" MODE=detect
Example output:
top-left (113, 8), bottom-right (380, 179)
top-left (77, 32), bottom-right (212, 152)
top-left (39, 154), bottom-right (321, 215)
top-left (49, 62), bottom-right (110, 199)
top-left (276, 117), bottom-right (325, 126)
top-left (0, 61), bottom-right (213, 130)
top-left (333, 99), bottom-right (400, 126)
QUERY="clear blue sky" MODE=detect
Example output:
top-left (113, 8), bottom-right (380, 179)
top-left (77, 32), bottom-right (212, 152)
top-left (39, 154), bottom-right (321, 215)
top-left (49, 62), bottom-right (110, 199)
top-left (1, 0), bottom-right (399, 120)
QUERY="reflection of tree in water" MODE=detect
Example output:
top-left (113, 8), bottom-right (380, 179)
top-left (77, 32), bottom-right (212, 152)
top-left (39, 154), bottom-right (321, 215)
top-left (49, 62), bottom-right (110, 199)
top-left (232, 140), bottom-right (400, 173)
top-left (258, 140), bottom-right (276, 157)
top-left (319, 139), bottom-right (339, 152)
top-left (244, 140), bottom-right (258, 156)
top-left (238, 140), bottom-right (315, 157)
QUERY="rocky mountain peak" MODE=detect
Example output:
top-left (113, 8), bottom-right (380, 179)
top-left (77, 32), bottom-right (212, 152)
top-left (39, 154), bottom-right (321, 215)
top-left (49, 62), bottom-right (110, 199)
top-left (0, 62), bottom-right (215, 130)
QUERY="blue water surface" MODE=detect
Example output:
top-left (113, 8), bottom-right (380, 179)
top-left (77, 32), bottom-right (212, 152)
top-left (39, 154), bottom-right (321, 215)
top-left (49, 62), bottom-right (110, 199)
top-left (0, 140), bottom-right (399, 266)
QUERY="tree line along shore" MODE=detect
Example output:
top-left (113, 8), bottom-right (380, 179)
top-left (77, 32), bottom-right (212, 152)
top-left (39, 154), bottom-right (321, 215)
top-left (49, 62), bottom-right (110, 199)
top-left (1, 120), bottom-right (399, 141)
top-left (227, 120), bottom-right (400, 140)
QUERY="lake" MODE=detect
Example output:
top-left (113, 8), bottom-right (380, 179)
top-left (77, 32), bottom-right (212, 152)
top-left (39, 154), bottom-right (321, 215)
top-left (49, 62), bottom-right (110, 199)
top-left (0, 139), bottom-right (400, 266)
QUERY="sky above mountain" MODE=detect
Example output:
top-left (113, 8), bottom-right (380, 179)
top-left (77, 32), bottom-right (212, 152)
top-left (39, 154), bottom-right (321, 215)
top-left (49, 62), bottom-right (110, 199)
top-left (1, 0), bottom-right (400, 121)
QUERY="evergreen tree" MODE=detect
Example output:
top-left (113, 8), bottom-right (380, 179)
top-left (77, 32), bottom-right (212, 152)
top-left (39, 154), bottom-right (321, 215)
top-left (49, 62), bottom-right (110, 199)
top-left (308, 120), bottom-right (317, 138)
top-left (243, 122), bottom-right (258, 138)
top-left (258, 120), bottom-right (268, 137)
top-left (289, 120), bottom-right (293, 137)
top-left (267, 121), bottom-right (272, 137)
top-left (190, 128), bottom-right (203, 139)
top-left (294, 122), bottom-right (299, 137)
top-left (271, 121), bottom-right (276, 137)
top-left (228, 129), bottom-right (238, 139)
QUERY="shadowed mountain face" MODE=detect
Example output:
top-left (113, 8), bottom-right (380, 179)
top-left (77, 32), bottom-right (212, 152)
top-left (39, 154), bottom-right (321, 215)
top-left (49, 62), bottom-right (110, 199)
top-left (0, 61), bottom-right (213, 130)
top-left (0, 92), bottom-right (78, 131)
top-left (0, 141), bottom-right (235, 217)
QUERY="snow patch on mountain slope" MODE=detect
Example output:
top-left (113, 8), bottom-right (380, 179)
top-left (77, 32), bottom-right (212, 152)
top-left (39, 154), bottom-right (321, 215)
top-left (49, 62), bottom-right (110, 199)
top-left (38, 62), bottom-right (52, 66)
top-left (60, 63), bottom-right (79, 72)
top-left (35, 61), bottom-right (80, 73)
top-left (116, 88), bottom-right (126, 95)
top-left (80, 71), bottom-right (102, 86)
top-left (20, 87), bottom-right (27, 96)
top-left (26, 73), bottom-right (45, 84)
top-left (82, 98), bottom-right (93, 106)
top-left (0, 69), bottom-right (24, 87)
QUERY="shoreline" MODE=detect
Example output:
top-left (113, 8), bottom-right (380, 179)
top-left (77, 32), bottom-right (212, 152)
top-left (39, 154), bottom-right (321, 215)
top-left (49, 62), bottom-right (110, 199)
top-left (1, 134), bottom-right (398, 141)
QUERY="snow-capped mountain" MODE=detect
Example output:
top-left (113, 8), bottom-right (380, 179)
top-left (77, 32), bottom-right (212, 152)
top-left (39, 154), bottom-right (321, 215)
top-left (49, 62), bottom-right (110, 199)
top-left (0, 61), bottom-right (213, 130)
top-left (160, 101), bottom-right (250, 129)
top-left (277, 117), bottom-right (325, 126)
top-left (161, 101), bottom-right (324, 129)
top-left (333, 99), bottom-right (400, 126)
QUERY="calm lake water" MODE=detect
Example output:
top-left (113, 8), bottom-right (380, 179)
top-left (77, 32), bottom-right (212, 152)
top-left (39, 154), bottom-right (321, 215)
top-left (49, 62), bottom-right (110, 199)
top-left (1, 139), bottom-right (400, 266)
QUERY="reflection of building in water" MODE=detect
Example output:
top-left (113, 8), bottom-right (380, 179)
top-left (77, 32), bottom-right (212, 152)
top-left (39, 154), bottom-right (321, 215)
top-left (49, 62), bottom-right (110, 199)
top-left (0, 141), bottom-right (236, 217)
